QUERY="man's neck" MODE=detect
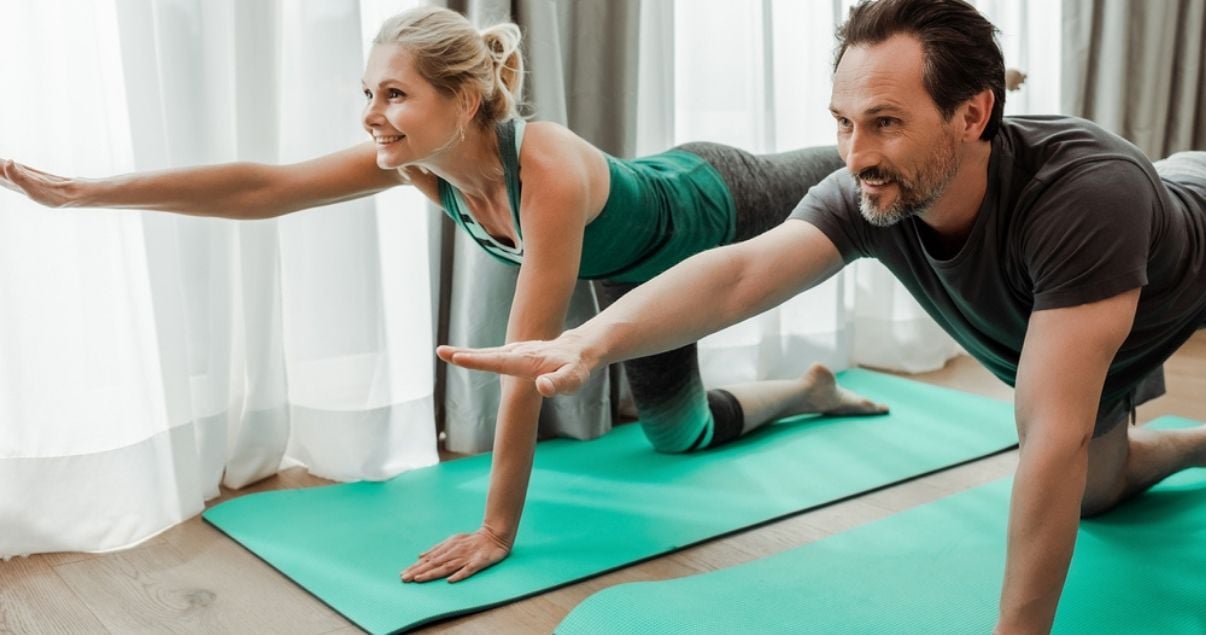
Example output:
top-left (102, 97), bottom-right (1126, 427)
top-left (917, 141), bottom-right (993, 256)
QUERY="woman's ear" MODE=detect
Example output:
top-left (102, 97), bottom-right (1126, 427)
top-left (459, 89), bottom-right (482, 124)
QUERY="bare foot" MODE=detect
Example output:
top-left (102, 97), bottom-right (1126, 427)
top-left (802, 364), bottom-right (889, 416)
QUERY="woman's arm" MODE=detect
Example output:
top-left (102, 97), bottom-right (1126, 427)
top-left (0, 142), bottom-right (406, 219)
top-left (401, 128), bottom-right (594, 584)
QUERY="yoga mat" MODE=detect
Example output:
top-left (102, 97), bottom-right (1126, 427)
top-left (203, 369), bottom-right (1018, 634)
top-left (558, 416), bottom-right (1206, 635)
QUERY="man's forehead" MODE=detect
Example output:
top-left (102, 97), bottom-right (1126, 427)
top-left (831, 35), bottom-right (927, 113)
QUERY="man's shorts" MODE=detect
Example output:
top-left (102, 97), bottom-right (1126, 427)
top-left (1094, 367), bottom-right (1166, 437)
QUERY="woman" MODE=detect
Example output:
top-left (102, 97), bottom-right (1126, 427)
top-left (0, 6), bottom-right (885, 584)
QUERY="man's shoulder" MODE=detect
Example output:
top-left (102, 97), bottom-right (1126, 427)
top-left (996, 116), bottom-right (1156, 194)
top-left (999, 116), bottom-right (1150, 171)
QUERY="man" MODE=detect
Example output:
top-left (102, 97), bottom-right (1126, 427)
top-left (438, 0), bottom-right (1206, 631)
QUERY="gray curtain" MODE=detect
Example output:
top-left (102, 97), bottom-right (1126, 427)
top-left (435, 0), bottom-right (642, 453)
top-left (1062, 0), bottom-right (1206, 157)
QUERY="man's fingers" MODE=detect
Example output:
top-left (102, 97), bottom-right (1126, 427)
top-left (444, 350), bottom-right (546, 377)
top-left (536, 364), bottom-right (588, 396)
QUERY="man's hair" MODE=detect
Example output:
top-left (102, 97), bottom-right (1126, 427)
top-left (835, 0), bottom-right (1005, 140)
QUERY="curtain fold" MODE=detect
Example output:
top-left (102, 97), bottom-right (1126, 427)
top-left (437, 0), bottom-right (640, 454)
top-left (1062, 0), bottom-right (1206, 157)
top-left (0, 0), bottom-right (438, 557)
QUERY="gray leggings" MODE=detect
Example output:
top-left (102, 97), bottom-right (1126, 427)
top-left (597, 143), bottom-right (845, 453)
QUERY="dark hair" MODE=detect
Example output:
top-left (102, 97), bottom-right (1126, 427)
top-left (835, 0), bottom-right (1005, 140)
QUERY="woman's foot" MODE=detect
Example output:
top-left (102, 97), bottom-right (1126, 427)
top-left (801, 363), bottom-right (889, 416)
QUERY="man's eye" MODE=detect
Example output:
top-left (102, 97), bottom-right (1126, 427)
top-left (879, 118), bottom-right (897, 128)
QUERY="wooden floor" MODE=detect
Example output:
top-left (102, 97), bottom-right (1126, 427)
top-left (2, 332), bottom-right (1203, 634)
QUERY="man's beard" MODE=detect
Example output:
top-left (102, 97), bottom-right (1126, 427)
top-left (857, 134), bottom-right (959, 227)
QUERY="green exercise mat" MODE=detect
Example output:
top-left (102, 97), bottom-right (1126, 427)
top-left (558, 416), bottom-right (1205, 635)
top-left (203, 369), bottom-right (1018, 634)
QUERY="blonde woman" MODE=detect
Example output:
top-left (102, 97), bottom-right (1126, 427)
top-left (0, 6), bottom-right (885, 584)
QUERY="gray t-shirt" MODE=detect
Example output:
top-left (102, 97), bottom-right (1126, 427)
top-left (791, 115), bottom-right (1206, 408)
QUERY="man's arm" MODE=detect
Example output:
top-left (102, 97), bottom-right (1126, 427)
top-left (438, 220), bottom-right (846, 395)
top-left (997, 288), bottom-right (1139, 633)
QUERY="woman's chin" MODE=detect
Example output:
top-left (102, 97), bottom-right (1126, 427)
top-left (376, 153), bottom-right (405, 170)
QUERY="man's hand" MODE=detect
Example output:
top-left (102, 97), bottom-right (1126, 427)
top-left (401, 526), bottom-right (513, 584)
top-left (436, 330), bottom-right (599, 397)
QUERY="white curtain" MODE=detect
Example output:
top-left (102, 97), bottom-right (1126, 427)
top-left (642, 0), bottom-right (1060, 380)
top-left (0, 0), bottom-right (437, 557)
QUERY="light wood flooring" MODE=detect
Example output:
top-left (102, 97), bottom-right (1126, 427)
top-left (2, 332), bottom-right (1203, 634)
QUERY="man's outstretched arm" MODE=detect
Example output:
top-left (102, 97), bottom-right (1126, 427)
top-left (438, 220), bottom-right (846, 395)
top-left (997, 288), bottom-right (1139, 634)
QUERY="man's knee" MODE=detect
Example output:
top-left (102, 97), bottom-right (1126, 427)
top-left (1079, 488), bottom-right (1122, 518)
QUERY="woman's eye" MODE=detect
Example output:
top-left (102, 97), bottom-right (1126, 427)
top-left (388, 89), bottom-right (405, 99)
top-left (363, 89), bottom-right (372, 100)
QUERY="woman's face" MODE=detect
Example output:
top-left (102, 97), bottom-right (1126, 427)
top-left (362, 44), bottom-right (465, 169)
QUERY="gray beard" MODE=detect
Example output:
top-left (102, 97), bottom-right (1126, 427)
top-left (858, 186), bottom-right (940, 227)
top-left (856, 140), bottom-right (959, 227)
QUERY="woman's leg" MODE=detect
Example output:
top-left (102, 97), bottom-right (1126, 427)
top-left (672, 142), bottom-right (885, 441)
top-left (675, 142), bottom-right (846, 240)
top-left (596, 278), bottom-right (884, 454)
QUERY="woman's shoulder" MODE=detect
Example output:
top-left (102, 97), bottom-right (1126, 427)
top-left (515, 120), bottom-right (599, 175)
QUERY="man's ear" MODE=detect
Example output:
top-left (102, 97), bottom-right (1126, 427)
top-left (959, 88), bottom-right (994, 141)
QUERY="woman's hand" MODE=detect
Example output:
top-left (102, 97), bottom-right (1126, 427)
top-left (0, 160), bottom-right (87, 208)
top-left (401, 525), bottom-right (513, 583)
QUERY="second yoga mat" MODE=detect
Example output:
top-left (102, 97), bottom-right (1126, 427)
top-left (558, 416), bottom-right (1206, 634)
top-left (203, 369), bottom-right (1018, 633)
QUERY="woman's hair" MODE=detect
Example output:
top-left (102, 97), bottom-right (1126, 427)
top-left (373, 6), bottom-right (524, 128)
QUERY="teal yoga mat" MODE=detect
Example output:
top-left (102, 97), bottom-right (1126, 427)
top-left (203, 369), bottom-right (1018, 634)
top-left (558, 416), bottom-right (1206, 634)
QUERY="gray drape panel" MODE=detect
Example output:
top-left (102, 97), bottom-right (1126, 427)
top-left (435, 0), bottom-right (641, 453)
top-left (1062, 0), bottom-right (1206, 157)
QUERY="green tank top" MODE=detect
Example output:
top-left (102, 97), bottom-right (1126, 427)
top-left (436, 119), bottom-right (736, 283)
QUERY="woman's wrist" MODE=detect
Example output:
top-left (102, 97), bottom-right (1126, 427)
top-left (480, 520), bottom-right (517, 548)
top-left (65, 177), bottom-right (103, 208)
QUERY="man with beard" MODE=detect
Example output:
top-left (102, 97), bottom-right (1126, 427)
top-left (438, 0), bottom-right (1206, 631)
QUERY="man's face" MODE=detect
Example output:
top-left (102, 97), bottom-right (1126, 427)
top-left (830, 34), bottom-right (961, 227)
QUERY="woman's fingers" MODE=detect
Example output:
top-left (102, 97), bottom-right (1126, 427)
top-left (0, 160), bottom-right (26, 194)
top-left (447, 554), bottom-right (495, 583)
top-left (404, 558), bottom-right (465, 583)
top-left (401, 529), bottom-right (513, 584)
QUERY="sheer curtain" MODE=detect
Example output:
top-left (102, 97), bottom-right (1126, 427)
top-left (0, 0), bottom-right (437, 557)
top-left (643, 0), bottom-right (1060, 381)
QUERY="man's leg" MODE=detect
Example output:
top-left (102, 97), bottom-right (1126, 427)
top-left (1082, 411), bottom-right (1206, 517)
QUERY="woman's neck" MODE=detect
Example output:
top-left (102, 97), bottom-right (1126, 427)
top-left (415, 123), bottom-right (505, 200)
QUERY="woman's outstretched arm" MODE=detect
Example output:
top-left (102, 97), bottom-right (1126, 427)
top-left (0, 142), bottom-right (407, 219)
